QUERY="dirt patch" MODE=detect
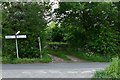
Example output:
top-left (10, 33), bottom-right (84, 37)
top-left (48, 54), bottom-right (89, 63)
top-left (48, 54), bottom-right (65, 63)
top-left (66, 55), bottom-right (88, 63)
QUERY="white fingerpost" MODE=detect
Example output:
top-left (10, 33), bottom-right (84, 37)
top-left (5, 31), bottom-right (27, 58)
top-left (38, 37), bottom-right (42, 59)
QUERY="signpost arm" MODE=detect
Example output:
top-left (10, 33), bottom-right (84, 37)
top-left (5, 31), bottom-right (27, 58)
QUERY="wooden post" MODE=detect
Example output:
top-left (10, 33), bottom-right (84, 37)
top-left (38, 37), bottom-right (42, 59)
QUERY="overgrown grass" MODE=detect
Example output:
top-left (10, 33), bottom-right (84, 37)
top-left (44, 50), bottom-right (70, 61)
top-left (44, 49), bottom-right (111, 62)
top-left (2, 54), bottom-right (52, 64)
top-left (68, 51), bottom-right (111, 62)
top-left (0, 55), bottom-right (2, 64)
top-left (48, 42), bottom-right (68, 45)
top-left (92, 57), bottom-right (120, 79)
top-left (2, 49), bottom-right (112, 63)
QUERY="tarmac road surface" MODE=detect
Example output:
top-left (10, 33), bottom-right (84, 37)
top-left (2, 62), bottom-right (110, 78)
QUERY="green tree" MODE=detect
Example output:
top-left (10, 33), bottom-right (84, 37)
top-left (2, 2), bottom-right (48, 58)
top-left (54, 2), bottom-right (120, 55)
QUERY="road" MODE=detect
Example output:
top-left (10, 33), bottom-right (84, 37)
top-left (2, 62), bottom-right (110, 78)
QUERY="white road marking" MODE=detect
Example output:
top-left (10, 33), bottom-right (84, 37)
top-left (38, 71), bottom-right (47, 73)
top-left (48, 70), bottom-right (62, 73)
top-left (92, 70), bottom-right (96, 72)
top-left (67, 71), bottom-right (78, 73)
top-left (81, 71), bottom-right (93, 73)
top-left (22, 72), bottom-right (31, 74)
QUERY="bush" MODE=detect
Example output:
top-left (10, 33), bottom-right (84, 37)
top-left (2, 2), bottom-right (47, 58)
top-left (2, 53), bottom-right (52, 64)
top-left (105, 57), bottom-right (119, 78)
top-left (69, 51), bottom-right (110, 62)
top-left (2, 34), bottom-right (44, 58)
top-left (93, 70), bottom-right (111, 79)
top-left (86, 25), bottom-right (120, 55)
top-left (93, 57), bottom-right (120, 79)
top-left (51, 27), bottom-right (64, 42)
top-left (46, 42), bottom-right (68, 50)
top-left (2, 56), bottom-right (11, 63)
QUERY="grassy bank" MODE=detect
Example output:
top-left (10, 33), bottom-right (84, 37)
top-left (92, 57), bottom-right (120, 79)
top-left (67, 51), bottom-right (111, 62)
top-left (2, 49), bottom-right (113, 63)
top-left (43, 50), bottom-right (70, 61)
top-left (45, 49), bottom-right (111, 62)
top-left (2, 54), bottom-right (52, 64)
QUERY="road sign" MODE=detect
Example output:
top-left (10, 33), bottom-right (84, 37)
top-left (5, 34), bottom-right (27, 58)
top-left (5, 35), bottom-right (27, 39)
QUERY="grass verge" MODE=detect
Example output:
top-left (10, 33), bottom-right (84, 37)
top-left (44, 50), bottom-right (71, 61)
top-left (92, 57), bottom-right (120, 79)
top-left (2, 54), bottom-right (52, 64)
top-left (45, 49), bottom-right (111, 62)
top-left (68, 51), bottom-right (111, 62)
top-left (2, 49), bottom-right (112, 63)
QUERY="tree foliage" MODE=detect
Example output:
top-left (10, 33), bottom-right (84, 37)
top-left (2, 2), bottom-right (120, 58)
top-left (53, 2), bottom-right (120, 55)
top-left (2, 2), bottom-right (48, 58)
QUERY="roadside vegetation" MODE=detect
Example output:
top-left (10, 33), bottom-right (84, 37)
top-left (1, 2), bottom-right (120, 63)
top-left (44, 49), bottom-right (111, 62)
top-left (65, 50), bottom-right (111, 62)
top-left (92, 57), bottom-right (120, 79)
top-left (2, 54), bottom-right (52, 64)
top-left (44, 50), bottom-right (71, 61)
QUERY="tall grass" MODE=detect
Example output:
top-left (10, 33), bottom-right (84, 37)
top-left (44, 50), bottom-right (70, 61)
top-left (2, 54), bottom-right (52, 64)
top-left (93, 57), bottom-right (120, 79)
top-left (45, 49), bottom-right (111, 62)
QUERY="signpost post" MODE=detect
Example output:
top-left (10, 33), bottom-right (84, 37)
top-left (15, 34), bottom-right (19, 58)
top-left (5, 31), bottom-right (27, 58)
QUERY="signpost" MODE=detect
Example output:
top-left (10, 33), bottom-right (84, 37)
top-left (5, 35), bottom-right (27, 39)
top-left (5, 31), bottom-right (27, 58)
